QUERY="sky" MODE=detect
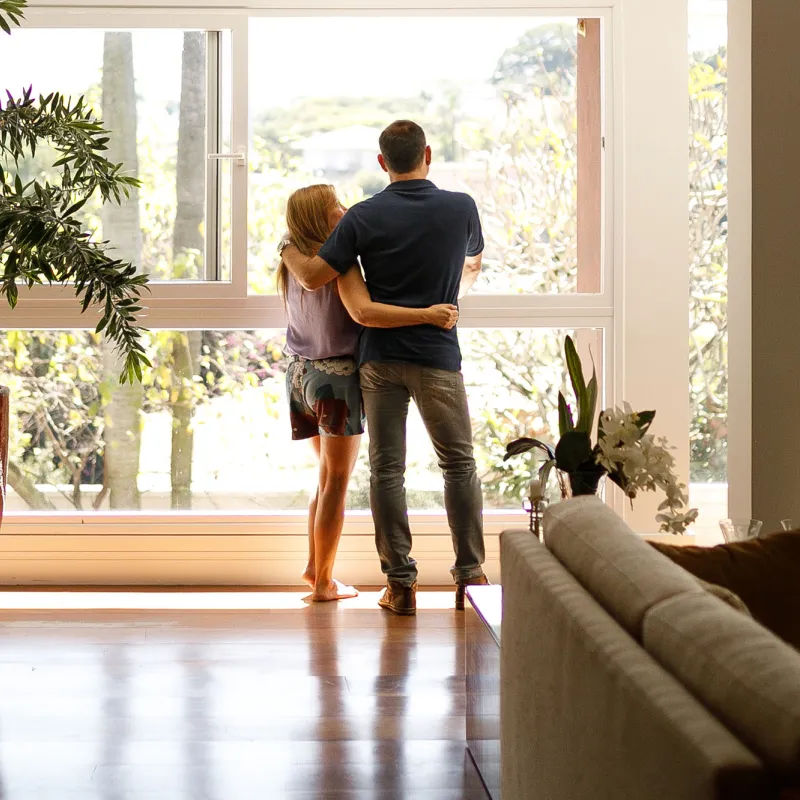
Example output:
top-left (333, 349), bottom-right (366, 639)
top-left (0, 11), bottom-right (726, 116)
top-left (247, 17), bottom-right (563, 109)
top-left (0, 18), bottom-right (563, 112)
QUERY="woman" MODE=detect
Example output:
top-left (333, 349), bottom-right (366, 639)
top-left (277, 184), bottom-right (458, 602)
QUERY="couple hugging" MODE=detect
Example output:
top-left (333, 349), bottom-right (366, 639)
top-left (278, 119), bottom-right (488, 615)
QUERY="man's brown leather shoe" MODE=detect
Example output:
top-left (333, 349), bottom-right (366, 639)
top-left (455, 574), bottom-right (490, 610)
top-left (378, 580), bottom-right (417, 616)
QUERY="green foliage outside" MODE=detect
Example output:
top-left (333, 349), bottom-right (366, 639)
top-left (689, 48), bottom-right (728, 483)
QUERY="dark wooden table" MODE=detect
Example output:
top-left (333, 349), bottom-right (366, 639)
top-left (466, 584), bottom-right (502, 800)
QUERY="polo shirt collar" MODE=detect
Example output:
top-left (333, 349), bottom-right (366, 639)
top-left (383, 179), bottom-right (435, 192)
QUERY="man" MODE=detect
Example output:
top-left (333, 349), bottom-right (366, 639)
top-left (281, 119), bottom-right (488, 615)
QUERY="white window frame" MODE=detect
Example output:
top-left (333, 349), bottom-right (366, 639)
top-left (726, 0), bottom-right (751, 521)
top-left (0, 0), bottom-right (692, 585)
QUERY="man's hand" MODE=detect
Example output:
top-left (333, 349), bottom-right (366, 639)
top-left (281, 244), bottom-right (340, 291)
top-left (338, 269), bottom-right (458, 329)
top-left (424, 304), bottom-right (459, 330)
top-left (458, 253), bottom-right (483, 298)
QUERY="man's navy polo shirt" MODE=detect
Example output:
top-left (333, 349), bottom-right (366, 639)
top-left (317, 179), bottom-right (484, 372)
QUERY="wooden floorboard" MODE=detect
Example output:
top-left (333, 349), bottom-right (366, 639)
top-left (0, 591), bottom-right (490, 800)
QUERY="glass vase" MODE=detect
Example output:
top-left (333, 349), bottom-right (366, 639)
top-left (719, 518), bottom-right (762, 543)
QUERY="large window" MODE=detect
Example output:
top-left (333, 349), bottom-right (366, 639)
top-left (248, 16), bottom-right (605, 297)
top-left (1, 9), bottom-right (612, 525)
top-left (0, 327), bottom-right (604, 513)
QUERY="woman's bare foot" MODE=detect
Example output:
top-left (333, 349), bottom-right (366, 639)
top-left (301, 567), bottom-right (315, 589)
top-left (311, 579), bottom-right (358, 602)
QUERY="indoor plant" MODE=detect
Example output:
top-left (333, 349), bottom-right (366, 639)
top-left (504, 336), bottom-right (698, 534)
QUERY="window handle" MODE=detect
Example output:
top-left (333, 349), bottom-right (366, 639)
top-left (208, 149), bottom-right (246, 166)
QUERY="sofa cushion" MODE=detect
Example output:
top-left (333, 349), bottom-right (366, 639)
top-left (544, 496), bottom-right (704, 638)
top-left (643, 591), bottom-right (800, 776)
top-left (650, 532), bottom-right (800, 650)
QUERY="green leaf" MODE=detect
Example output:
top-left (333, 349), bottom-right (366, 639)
top-left (558, 391), bottom-right (574, 436)
top-left (80, 283), bottom-right (94, 313)
top-left (576, 343), bottom-right (598, 433)
top-left (555, 431), bottom-right (593, 473)
top-left (504, 437), bottom-right (555, 461)
top-left (539, 459), bottom-right (556, 494)
top-left (564, 335), bottom-right (587, 427)
top-left (63, 198), bottom-right (88, 217)
top-left (634, 410), bottom-right (656, 433)
top-left (579, 372), bottom-right (598, 433)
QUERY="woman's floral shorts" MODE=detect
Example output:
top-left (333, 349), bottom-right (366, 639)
top-left (285, 356), bottom-right (365, 439)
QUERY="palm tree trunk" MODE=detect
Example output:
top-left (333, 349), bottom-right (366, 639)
top-left (101, 32), bottom-right (144, 510)
top-left (0, 387), bottom-right (9, 524)
top-left (169, 31), bottom-right (206, 510)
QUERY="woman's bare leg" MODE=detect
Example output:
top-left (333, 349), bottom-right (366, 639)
top-left (302, 437), bottom-right (321, 588)
top-left (311, 435), bottom-right (361, 602)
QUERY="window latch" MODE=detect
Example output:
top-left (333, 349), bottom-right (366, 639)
top-left (208, 149), bottom-right (247, 167)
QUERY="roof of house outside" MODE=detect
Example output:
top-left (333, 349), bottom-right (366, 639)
top-left (295, 125), bottom-right (381, 152)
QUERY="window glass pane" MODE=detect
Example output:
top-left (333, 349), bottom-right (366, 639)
top-left (463, 327), bottom-right (605, 509)
top-left (688, 0), bottom-right (727, 539)
top-left (1, 327), bottom-right (602, 514)
top-left (0, 29), bottom-right (232, 282)
top-left (248, 17), bottom-right (603, 296)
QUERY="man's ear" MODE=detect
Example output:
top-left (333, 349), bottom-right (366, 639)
top-left (424, 145), bottom-right (432, 166)
top-left (377, 153), bottom-right (389, 174)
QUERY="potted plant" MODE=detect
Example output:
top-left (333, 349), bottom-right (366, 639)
top-left (504, 336), bottom-right (698, 535)
top-left (1, 0), bottom-right (149, 522)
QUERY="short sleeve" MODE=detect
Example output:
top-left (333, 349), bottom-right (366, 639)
top-left (277, 231), bottom-right (292, 255)
top-left (318, 211), bottom-right (358, 275)
top-left (466, 197), bottom-right (484, 257)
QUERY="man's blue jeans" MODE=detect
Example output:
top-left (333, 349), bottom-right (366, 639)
top-left (359, 361), bottom-right (486, 586)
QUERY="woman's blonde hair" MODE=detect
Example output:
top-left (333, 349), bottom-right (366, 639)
top-left (277, 184), bottom-right (340, 301)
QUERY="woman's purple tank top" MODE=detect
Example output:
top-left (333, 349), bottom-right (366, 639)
top-left (284, 273), bottom-right (361, 360)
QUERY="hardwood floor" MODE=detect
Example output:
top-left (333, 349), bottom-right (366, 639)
top-left (0, 590), bottom-right (490, 800)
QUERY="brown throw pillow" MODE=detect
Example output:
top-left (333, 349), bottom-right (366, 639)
top-left (649, 531), bottom-right (800, 651)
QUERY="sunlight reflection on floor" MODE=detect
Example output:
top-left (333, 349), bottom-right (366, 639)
top-left (0, 589), bottom-right (458, 611)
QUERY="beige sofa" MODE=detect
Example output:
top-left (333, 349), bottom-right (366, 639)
top-left (500, 496), bottom-right (800, 800)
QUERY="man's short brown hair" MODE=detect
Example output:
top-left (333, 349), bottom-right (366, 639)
top-left (379, 120), bottom-right (427, 174)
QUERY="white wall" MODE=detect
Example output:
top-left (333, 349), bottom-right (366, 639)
top-left (727, 0), bottom-right (752, 520)
top-left (617, 0), bottom-right (689, 531)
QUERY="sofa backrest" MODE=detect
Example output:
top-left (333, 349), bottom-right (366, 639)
top-left (544, 496), bottom-right (704, 638)
top-left (501, 531), bottom-right (769, 800)
top-left (644, 592), bottom-right (800, 779)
